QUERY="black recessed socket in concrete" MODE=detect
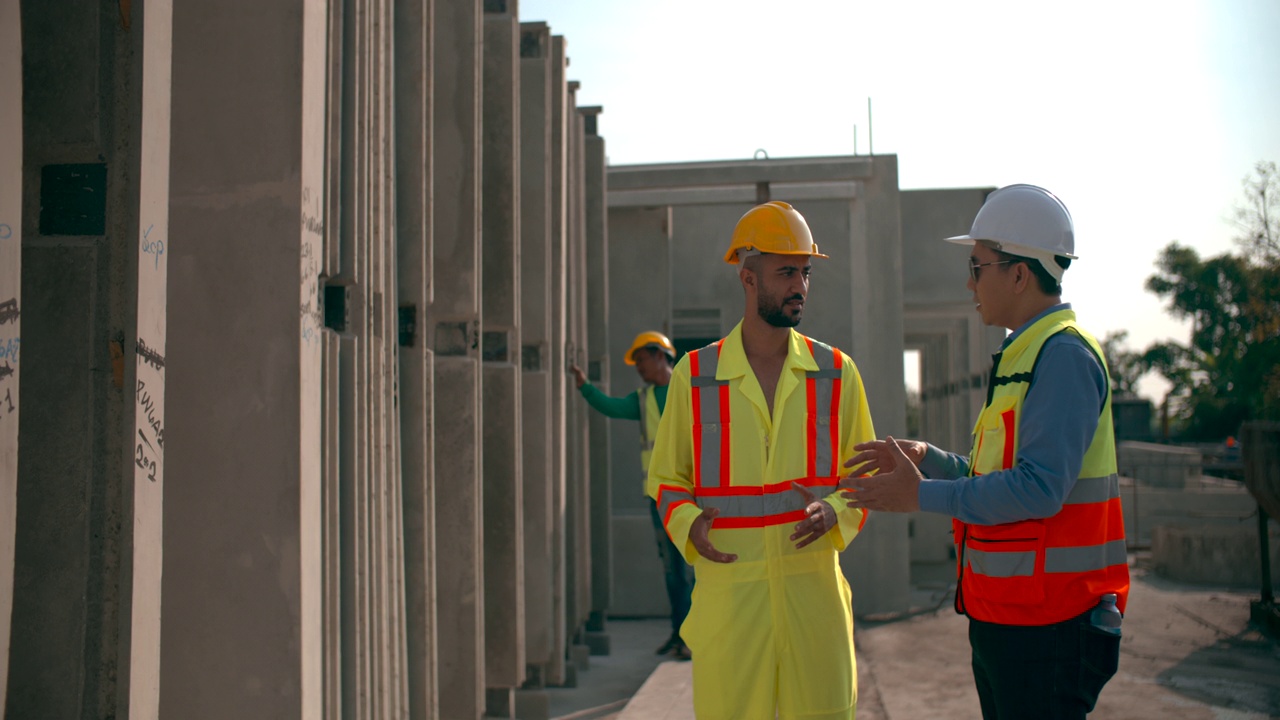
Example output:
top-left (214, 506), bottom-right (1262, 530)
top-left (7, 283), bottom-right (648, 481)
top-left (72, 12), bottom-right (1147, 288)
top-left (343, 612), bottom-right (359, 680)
top-left (482, 330), bottom-right (509, 363)
top-left (324, 284), bottom-right (349, 332)
top-left (40, 163), bottom-right (107, 236)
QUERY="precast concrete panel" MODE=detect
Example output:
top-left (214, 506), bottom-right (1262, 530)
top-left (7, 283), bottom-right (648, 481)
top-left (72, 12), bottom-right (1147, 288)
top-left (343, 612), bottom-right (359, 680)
top-left (12, 2), bottom-right (169, 717)
top-left (603, 205), bottom-right (671, 617)
top-left (394, 0), bottom-right (438, 717)
top-left (581, 109), bottom-right (613, 627)
top-left (545, 34), bottom-right (569, 687)
top-left (164, 0), bottom-right (330, 718)
top-left (0, 0), bottom-right (21, 709)
top-left (432, 0), bottom-right (486, 715)
top-left (565, 82), bottom-right (592, 644)
top-left (517, 20), bottom-right (555, 685)
top-left (481, 2), bottom-right (526, 701)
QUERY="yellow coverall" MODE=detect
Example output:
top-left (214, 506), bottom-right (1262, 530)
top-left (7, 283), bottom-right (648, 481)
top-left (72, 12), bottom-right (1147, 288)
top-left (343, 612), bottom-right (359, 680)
top-left (647, 322), bottom-right (875, 720)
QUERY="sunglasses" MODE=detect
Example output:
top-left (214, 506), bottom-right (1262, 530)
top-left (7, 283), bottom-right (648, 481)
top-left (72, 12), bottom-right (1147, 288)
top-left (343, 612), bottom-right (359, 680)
top-left (969, 258), bottom-right (1014, 282)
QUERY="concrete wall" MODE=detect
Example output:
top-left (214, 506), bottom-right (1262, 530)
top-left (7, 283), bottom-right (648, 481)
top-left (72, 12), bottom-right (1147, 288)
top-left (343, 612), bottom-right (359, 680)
top-left (606, 156), bottom-right (912, 617)
top-left (163, 1), bottom-right (327, 718)
top-left (10, 2), bottom-right (170, 717)
top-left (0, 0), bottom-right (21, 710)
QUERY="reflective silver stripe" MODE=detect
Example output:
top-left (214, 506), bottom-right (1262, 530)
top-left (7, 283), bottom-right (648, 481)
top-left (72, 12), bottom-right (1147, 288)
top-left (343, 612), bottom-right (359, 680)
top-left (697, 490), bottom-right (817, 519)
top-left (807, 340), bottom-right (836, 476)
top-left (966, 548), bottom-right (1036, 577)
top-left (1045, 540), bottom-right (1127, 574)
top-left (657, 487), bottom-right (696, 522)
top-left (693, 344), bottom-right (727, 489)
top-left (638, 386), bottom-right (651, 447)
top-left (1063, 473), bottom-right (1120, 505)
top-left (805, 369), bottom-right (841, 380)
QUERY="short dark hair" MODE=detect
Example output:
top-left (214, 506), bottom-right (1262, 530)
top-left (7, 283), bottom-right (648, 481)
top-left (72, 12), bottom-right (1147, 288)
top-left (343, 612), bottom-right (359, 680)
top-left (994, 250), bottom-right (1070, 295)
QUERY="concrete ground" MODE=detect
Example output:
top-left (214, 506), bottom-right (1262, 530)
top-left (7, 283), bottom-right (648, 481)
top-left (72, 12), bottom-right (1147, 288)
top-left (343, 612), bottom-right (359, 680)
top-left (551, 557), bottom-right (1280, 720)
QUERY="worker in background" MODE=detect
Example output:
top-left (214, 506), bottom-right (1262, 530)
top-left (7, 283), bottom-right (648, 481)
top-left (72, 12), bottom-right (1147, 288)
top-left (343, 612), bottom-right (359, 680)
top-left (842, 184), bottom-right (1129, 719)
top-left (647, 200), bottom-right (876, 719)
top-left (571, 331), bottom-right (693, 660)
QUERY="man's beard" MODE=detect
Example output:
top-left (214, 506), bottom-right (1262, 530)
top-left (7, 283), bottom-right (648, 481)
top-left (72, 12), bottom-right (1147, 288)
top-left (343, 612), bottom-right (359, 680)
top-left (758, 292), bottom-right (803, 328)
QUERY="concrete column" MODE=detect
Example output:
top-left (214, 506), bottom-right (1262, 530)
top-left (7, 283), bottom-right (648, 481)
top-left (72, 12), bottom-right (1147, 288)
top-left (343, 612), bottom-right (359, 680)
top-left (10, 2), bottom-right (170, 717)
top-left (564, 84), bottom-right (592, 662)
top-left (0, 0), bottom-right (20, 710)
top-left (163, 0), bottom-right (325, 718)
top-left (546, 33), bottom-right (569, 687)
top-left (482, 1), bottom-right (525, 715)
top-left (517, 23), bottom-right (555, 711)
top-left (580, 106), bottom-right (612, 650)
top-left (841, 155), bottom-right (910, 616)
top-left (432, 0), bottom-right (485, 715)
top-left (394, 0), bottom-right (438, 718)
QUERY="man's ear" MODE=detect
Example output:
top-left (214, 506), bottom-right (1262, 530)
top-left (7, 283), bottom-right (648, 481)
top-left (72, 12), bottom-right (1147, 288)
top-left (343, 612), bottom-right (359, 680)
top-left (1012, 262), bottom-right (1031, 293)
top-left (740, 266), bottom-right (755, 289)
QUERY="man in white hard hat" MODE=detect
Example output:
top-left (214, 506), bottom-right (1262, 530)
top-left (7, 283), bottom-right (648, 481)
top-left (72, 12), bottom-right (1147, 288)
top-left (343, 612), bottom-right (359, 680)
top-left (839, 185), bottom-right (1130, 719)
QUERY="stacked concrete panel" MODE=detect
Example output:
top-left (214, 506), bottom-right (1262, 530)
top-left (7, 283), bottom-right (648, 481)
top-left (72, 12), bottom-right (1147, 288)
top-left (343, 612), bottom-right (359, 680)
top-left (517, 22), bottom-right (557, 711)
top-left (9, 3), bottom-right (171, 717)
top-left (581, 106), bottom-right (613, 641)
top-left (0, 0), bottom-right (20, 710)
top-left (563, 80), bottom-right (593, 666)
top-left (432, 0), bottom-right (486, 716)
top-left (163, 1), bottom-right (329, 719)
top-left (394, 0), bottom-right (438, 717)
top-left (602, 205), bottom-right (673, 617)
top-left (482, 1), bottom-right (526, 716)
top-left (545, 34), bottom-right (571, 689)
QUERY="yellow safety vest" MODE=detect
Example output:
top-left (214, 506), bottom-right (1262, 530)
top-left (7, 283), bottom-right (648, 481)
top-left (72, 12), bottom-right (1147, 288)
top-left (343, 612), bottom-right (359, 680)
top-left (637, 384), bottom-right (661, 476)
top-left (954, 308), bottom-right (1130, 625)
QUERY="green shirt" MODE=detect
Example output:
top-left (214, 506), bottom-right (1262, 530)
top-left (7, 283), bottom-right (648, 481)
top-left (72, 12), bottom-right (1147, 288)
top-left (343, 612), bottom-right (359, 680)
top-left (578, 382), bottom-right (668, 419)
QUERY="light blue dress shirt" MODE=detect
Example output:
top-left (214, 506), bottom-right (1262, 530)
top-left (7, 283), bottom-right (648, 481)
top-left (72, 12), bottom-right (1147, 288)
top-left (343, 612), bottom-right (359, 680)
top-left (916, 303), bottom-right (1108, 525)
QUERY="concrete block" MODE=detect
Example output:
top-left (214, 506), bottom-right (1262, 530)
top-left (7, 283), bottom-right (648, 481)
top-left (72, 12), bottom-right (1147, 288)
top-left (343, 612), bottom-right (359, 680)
top-left (569, 643), bottom-right (591, 671)
top-left (584, 632), bottom-right (611, 656)
top-left (514, 689), bottom-right (550, 720)
top-left (1152, 524), bottom-right (1280, 587)
top-left (610, 514), bottom-right (670, 617)
top-left (485, 687), bottom-right (516, 719)
top-left (1118, 441), bottom-right (1203, 489)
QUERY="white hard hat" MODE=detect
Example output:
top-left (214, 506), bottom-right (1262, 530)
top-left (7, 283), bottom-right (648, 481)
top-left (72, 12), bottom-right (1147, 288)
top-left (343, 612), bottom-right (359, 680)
top-left (945, 184), bottom-right (1076, 281)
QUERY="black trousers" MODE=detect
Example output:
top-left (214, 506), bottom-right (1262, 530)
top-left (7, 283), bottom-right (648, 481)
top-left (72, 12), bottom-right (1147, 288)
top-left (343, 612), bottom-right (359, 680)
top-left (969, 611), bottom-right (1120, 720)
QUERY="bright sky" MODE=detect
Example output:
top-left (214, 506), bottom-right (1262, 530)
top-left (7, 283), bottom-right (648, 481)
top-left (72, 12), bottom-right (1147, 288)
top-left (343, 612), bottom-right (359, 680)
top-left (521, 0), bottom-right (1280, 403)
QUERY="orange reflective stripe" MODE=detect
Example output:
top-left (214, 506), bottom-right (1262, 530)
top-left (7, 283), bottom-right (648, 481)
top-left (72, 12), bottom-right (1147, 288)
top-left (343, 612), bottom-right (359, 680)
top-left (712, 509), bottom-right (808, 529)
top-left (829, 348), bottom-right (843, 476)
top-left (718, 377), bottom-right (730, 488)
top-left (806, 373), bottom-right (818, 478)
top-left (690, 349), bottom-right (704, 489)
top-left (1000, 408), bottom-right (1016, 469)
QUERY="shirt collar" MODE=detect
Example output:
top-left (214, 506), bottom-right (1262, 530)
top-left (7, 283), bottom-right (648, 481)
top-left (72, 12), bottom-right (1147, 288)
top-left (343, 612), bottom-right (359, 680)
top-left (1001, 302), bottom-right (1072, 350)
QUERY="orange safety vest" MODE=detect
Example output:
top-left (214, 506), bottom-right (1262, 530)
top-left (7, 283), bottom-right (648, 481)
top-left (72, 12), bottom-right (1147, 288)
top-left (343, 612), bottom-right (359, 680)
top-left (953, 310), bottom-right (1129, 626)
top-left (655, 336), bottom-right (859, 530)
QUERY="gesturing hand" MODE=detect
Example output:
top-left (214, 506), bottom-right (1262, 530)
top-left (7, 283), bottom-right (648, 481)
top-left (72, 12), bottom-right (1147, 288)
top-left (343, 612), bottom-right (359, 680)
top-left (840, 436), bottom-right (923, 513)
top-left (841, 437), bottom-right (926, 478)
top-left (789, 481), bottom-right (836, 549)
top-left (569, 364), bottom-right (587, 389)
top-left (690, 507), bottom-right (737, 563)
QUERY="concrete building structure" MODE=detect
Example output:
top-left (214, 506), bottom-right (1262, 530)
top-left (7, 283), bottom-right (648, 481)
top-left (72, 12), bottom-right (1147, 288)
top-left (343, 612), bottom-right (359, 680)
top-left (1, 2), bottom-right (1009, 719)
top-left (603, 160), bottom-right (999, 617)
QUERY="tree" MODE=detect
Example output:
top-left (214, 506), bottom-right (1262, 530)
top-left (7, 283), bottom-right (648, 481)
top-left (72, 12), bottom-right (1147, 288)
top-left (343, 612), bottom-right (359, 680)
top-left (1141, 164), bottom-right (1280, 439)
top-left (1233, 160), bottom-right (1279, 265)
top-left (1099, 330), bottom-right (1146, 397)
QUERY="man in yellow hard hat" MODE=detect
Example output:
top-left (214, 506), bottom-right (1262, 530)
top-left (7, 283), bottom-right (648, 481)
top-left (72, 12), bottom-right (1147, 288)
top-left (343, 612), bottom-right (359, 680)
top-left (570, 331), bottom-right (693, 659)
top-left (647, 200), bottom-right (877, 719)
top-left (841, 185), bottom-right (1128, 719)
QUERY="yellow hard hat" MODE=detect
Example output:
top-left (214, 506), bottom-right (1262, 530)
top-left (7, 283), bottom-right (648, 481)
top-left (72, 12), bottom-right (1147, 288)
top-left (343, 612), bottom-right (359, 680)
top-left (723, 200), bottom-right (829, 264)
top-left (625, 331), bottom-right (676, 365)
